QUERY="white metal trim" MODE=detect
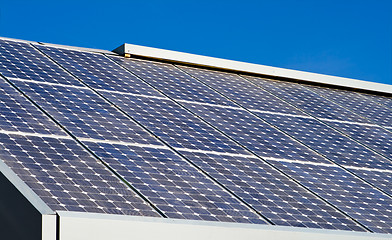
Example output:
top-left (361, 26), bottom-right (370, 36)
top-left (58, 211), bottom-right (390, 240)
top-left (42, 214), bottom-right (57, 240)
top-left (113, 43), bottom-right (392, 95)
top-left (0, 158), bottom-right (54, 215)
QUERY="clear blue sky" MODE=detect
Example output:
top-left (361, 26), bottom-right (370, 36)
top-left (1, 1), bottom-right (391, 84)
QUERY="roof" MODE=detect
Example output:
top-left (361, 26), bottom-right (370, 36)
top-left (0, 36), bottom-right (392, 239)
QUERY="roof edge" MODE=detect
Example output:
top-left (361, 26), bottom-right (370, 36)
top-left (113, 43), bottom-right (392, 95)
top-left (0, 158), bottom-right (54, 215)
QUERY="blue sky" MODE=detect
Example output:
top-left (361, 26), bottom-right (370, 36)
top-left (1, 1), bottom-right (391, 84)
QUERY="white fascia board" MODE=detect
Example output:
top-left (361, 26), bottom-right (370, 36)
top-left (58, 211), bottom-right (390, 240)
top-left (42, 214), bottom-right (57, 240)
top-left (0, 158), bottom-right (54, 215)
top-left (113, 43), bottom-right (392, 95)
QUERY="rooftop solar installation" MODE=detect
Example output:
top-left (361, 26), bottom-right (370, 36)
top-left (0, 37), bottom-right (392, 238)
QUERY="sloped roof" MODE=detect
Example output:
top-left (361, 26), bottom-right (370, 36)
top-left (0, 37), bottom-right (392, 238)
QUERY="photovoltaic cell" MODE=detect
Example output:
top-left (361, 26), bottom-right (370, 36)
top-left (109, 58), bottom-right (392, 233)
top-left (243, 75), bottom-right (392, 162)
top-left (258, 113), bottom-right (392, 196)
top-left (179, 66), bottom-right (306, 116)
top-left (0, 77), bottom-right (65, 135)
top-left (359, 93), bottom-right (392, 110)
top-left (174, 66), bottom-right (392, 167)
top-left (109, 57), bottom-right (238, 107)
top-left (245, 76), bottom-right (371, 124)
top-left (97, 92), bottom-right (248, 154)
top-left (346, 169), bottom-right (392, 196)
top-left (0, 72), bottom-right (159, 216)
top-left (177, 150), bottom-right (363, 231)
top-left (259, 113), bottom-right (392, 170)
top-left (3, 55), bottom-right (267, 223)
top-left (83, 142), bottom-right (264, 223)
top-left (173, 66), bottom-right (392, 203)
top-left (2, 38), bottom-right (392, 234)
top-left (269, 161), bottom-right (392, 234)
top-left (36, 45), bottom-right (162, 96)
top-left (0, 133), bottom-right (160, 216)
top-left (109, 57), bottom-right (330, 163)
top-left (305, 85), bottom-right (392, 127)
top-left (12, 80), bottom-right (162, 145)
top-left (36, 45), bottom-right (367, 230)
top-left (325, 122), bottom-right (392, 160)
top-left (0, 40), bottom-right (83, 86)
top-left (182, 103), bottom-right (329, 163)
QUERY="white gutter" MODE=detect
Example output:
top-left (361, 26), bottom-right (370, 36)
top-left (58, 211), bottom-right (390, 240)
top-left (113, 43), bottom-right (392, 95)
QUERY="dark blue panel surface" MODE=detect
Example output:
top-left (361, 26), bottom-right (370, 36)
top-left (176, 66), bottom-right (392, 169)
top-left (305, 85), bottom-right (392, 127)
top-left (0, 40), bottom-right (83, 86)
top-left (84, 142), bottom-right (266, 223)
top-left (4, 39), bottom-right (392, 233)
top-left (110, 58), bottom-right (331, 162)
top-left (326, 122), bottom-right (392, 160)
top-left (180, 66), bottom-right (305, 116)
top-left (270, 161), bottom-right (392, 234)
top-left (36, 45), bottom-right (162, 96)
top-left (348, 169), bottom-right (392, 196)
top-left (178, 150), bottom-right (363, 231)
top-left (246, 76), bottom-right (371, 123)
top-left (0, 133), bottom-right (159, 216)
top-left (37, 45), bottom-right (367, 230)
top-left (182, 103), bottom-right (330, 163)
top-left (359, 93), bottom-right (392, 110)
top-left (99, 92), bottom-right (248, 154)
top-left (9, 78), bottom-right (267, 224)
top-left (109, 57), bottom-right (237, 106)
top-left (12, 80), bottom-right (162, 145)
top-left (0, 77), bottom-right (65, 135)
top-left (259, 113), bottom-right (392, 170)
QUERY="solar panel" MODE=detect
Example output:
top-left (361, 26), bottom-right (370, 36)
top-left (306, 85), bottom-right (392, 127)
top-left (270, 161), bottom-right (392, 234)
top-left (359, 92), bottom-right (392, 110)
top-left (244, 75), bottom-right (392, 161)
top-left (179, 66), bottom-right (306, 116)
top-left (0, 76), bottom-right (159, 216)
top-left (177, 150), bottom-right (363, 231)
top-left (1, 38), bottom-right (392, 235)
top-left (36, 46), bottom-right (368, 230)
top-left (172, 67), bottom-right (392, 199)
top-left (0, 78), bottom-right (65, 135)
top-left (106, 58), bottom-right (392, 233)
top-left (35, 45), bottom-right (165, 97)
top-left (325, 122), bottom-right (392, 160)
top-left (1, 40), bottom-right (268, 224)
top-left (0, 40), bottom-right (83, 86)
top-left (109, 56), bottom-right (237, 107)
top-left (245, 76), bottom-right (371, 123)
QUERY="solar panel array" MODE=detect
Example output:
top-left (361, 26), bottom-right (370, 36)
top-left (0, 38), bottom-right (392, 234)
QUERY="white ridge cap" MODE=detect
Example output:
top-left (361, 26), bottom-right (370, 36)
top-left (113, 43), bottom-right (392, 95)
